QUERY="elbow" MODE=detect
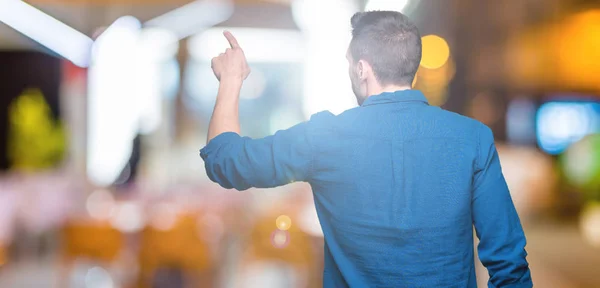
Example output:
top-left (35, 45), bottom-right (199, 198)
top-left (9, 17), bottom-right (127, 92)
top-left (479, 230), bottom-right (532, 286)
top-left (491, 268), bottom-right (532, 288)
top-left (484, 258), bottom-right (531, 287)
top-left (204, 161), bottom-right (229, 189)
top-left (485, 245), bottom-right (532, 286)
top-left (204, 158), bottom-right (251, 191)
top-left (201, 133), bottom-right (252, 190)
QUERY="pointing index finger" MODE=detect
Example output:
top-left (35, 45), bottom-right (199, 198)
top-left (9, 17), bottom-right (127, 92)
top-left (224, 31), bottom-right (240, 49)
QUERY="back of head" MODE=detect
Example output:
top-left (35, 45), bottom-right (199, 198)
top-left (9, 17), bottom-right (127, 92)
top-left (349, 11), bottom-right (422, 87)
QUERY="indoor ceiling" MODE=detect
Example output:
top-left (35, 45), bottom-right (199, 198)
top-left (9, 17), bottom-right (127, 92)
top-left (0, 0), bottom-right (298, 50)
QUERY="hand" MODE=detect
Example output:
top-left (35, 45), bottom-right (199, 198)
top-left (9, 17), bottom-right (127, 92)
top-left (211, 31), bottom-right (251, 82)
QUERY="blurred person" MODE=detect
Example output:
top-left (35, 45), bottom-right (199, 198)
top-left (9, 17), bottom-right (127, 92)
top-left (114, 133), bottom-right (142, 191)
top-left (201, 11), bottom-right (531, 288)
top-left (151, 267), bottom-right (185, 288)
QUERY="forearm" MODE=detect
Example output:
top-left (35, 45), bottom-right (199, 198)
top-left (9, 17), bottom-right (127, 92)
top-left (474, 176), bottom-right (532, 286)
top-left (207, 77), bottom-right (243, 143)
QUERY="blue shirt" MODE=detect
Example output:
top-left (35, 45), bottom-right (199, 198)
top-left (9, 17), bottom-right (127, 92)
top-left (200, 90), bottom-right (532, 287)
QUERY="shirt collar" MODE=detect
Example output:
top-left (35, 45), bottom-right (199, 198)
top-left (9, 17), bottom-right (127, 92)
top-left (361, 89), bottom-right (429, 107)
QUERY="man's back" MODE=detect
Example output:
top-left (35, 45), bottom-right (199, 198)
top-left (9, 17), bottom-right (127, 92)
top-left (201, 90), bottom-right (531, 287)
top-left (311, 90), bottom-right (484, 287)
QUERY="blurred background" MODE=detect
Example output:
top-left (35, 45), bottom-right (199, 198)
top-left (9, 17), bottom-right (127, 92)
top-left (0, 0), bottom-right (599, 287)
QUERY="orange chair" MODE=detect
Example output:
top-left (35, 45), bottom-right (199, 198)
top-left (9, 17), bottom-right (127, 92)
top-left (62, 221), bottom-right (124, 262)
top-left (0, 244), bottom-right (6, 268)
top-left (249, 215), bottom-right (313, 265)
top-left (60, 220), bottom-right (125, 287)
top-left (239, 211), bottom-right (317, 288)
top-left (138, 214), bottom-right (214, 288)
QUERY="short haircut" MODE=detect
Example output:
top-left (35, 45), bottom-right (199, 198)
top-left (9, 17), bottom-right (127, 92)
top-left (349, 11), bottom-right (422, 87)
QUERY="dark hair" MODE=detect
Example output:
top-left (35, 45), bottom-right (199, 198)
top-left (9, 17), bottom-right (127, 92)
top-left (350, 11), bottom-right (422, 86)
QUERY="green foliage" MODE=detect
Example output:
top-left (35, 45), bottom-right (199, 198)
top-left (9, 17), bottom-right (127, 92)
top-left (7, 88), bottom-right (66, 171)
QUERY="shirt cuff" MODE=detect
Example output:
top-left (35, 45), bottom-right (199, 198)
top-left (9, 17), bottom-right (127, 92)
top-left (199, 132), bottom-right (241, 160)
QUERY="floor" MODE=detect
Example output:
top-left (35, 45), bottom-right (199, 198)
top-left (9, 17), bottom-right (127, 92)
top-left (1, 222), bottom-right (599, 288)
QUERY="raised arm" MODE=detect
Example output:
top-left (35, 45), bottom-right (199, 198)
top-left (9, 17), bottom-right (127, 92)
top-left (472, 125), bottom-right (533, 287)
top-left (207, 31), bottom-right (250, 143)
top-left (200, 121), bottom-right (314, 190)
top-left (201, 31), bottom-right (316, 190)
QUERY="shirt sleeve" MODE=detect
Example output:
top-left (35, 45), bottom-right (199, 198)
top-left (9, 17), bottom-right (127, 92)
top-left (199, 117), bottom-right (316, 191)
top-left (472, 125), bottom-right (533, 287)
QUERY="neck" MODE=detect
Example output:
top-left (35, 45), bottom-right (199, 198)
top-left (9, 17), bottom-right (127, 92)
top-left (367, 84), bottom-right (412, 98)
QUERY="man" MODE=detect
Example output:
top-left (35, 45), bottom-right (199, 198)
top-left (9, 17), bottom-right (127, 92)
top-left (201, 11), bottom-right (532, 287)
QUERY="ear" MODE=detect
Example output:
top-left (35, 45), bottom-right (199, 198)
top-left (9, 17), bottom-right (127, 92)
top-left (358, 60), bottom-right (365, 79)
top-left (357, 60), bottom-right (372, 80)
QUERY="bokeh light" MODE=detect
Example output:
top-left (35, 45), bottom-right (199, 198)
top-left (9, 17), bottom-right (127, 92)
top-left (87, 16), bottom-right (143, 187)
top-left (420, 35), bottom-right (450, 70)
top-left (86, 189), bottom-right (116, 220)
top-left (506, 9), bottom-right (600, 92)
top-left (271, 229), bottom-right (290, 249)
top-left (0, 0), bottom-right (94, 67)
top-left (413, 34), bottom-right (455, 106)
top-left (580, 202), bottom-right (600, 248)
top-left (506, 98), bottom-right (537, 145)
top-left (109, 201), bottom-right (144, 233)
top-left (85, 266), bottom-right (114, 288)
top-left (537, 102), bottom-right (600, 155)
top-left (497, 145), bottom-right (557, 215)
top-left (553, 10), bottom-right (600, 91)
top-left (293, 0), bottom-right (359, 118)
top-left (275, 215), bottom-right (292, 231)
top-left (197, 213), bottom-right (225, 244)
top-left (468, 91), bottom-right (500, 126)
top-left (149, 202), bottom-right (179, 231)
top-left (561, 134), bottom-right (600, 190)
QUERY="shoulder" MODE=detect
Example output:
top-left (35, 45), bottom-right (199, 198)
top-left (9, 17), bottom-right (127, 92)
top-left (303, 108), bottom-right (357, 144)
top-left (436, 107), bottom-right (480, 127)
top-left (306, 109), bottom-right (346, 129)
top-left (440, 109), bottom-right (495, 147)
top-left (308, 110), bottom-right (337, 124)
top-left (429, 107), bottom-right (494, 143)
top-left (306, 106), bottom-right (363, 131)
top-left (309, 105), bottom-right (365, 123)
